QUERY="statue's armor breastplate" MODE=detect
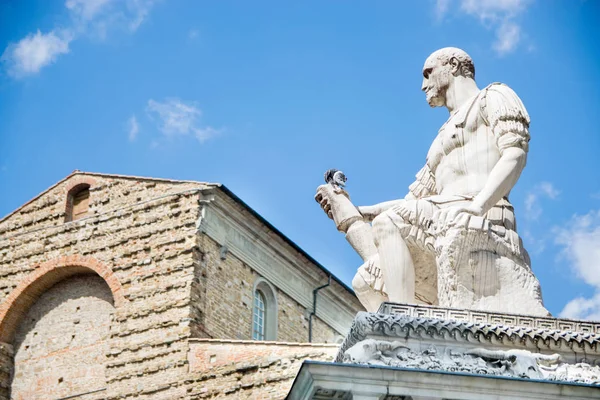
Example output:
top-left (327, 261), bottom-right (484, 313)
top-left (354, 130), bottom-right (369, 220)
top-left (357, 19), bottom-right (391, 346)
top-left (426, 88), bottom-right (500, 197)
top-left (424, 87), bottom-right (517, 231)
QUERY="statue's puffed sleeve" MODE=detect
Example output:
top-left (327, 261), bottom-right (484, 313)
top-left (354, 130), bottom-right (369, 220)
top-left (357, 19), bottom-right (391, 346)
top-left (482, 83), bottom-right (530, 154)
top-left (407, 163), bottom-right (437, 200)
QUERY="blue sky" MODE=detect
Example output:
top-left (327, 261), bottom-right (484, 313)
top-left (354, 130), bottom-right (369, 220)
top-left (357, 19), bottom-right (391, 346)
top-left (1, 0), bottom-right (599, 319)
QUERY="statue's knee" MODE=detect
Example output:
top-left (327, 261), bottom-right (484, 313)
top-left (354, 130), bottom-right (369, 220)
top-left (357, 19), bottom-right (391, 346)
top-left (372, 213), bottom-right (396, 245)
top-left (352, 272), bottom-right (368, 293)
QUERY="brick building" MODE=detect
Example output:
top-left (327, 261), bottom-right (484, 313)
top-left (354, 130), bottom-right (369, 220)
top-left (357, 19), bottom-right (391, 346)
top-left (0, 171), bottom-right (363, 399)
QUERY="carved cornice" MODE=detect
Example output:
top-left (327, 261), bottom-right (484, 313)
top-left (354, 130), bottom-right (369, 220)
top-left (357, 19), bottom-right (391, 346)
top-left (379, 302), bottom-right (600, 334)
top-left (336, 311), bottom-right (600, 363)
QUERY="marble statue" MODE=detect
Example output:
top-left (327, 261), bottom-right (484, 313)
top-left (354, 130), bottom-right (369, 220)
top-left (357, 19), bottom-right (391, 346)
top-left (316, 47), bottom-right (549, 316)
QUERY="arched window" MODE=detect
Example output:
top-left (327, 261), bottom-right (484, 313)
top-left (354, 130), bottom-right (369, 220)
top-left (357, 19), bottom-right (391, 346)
top-left (252, 290), bottom-right (266, 340)
top-left (66, 184), bottom-right (90, 222)
top-left (251, 279), bottom-right (277, 341)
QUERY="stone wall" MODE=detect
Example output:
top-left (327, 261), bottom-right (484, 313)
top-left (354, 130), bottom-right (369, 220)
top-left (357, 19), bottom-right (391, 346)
top-left (186, 339), bottom-right (338, 399)
top-left (0, 173), bottom-right (203, 399)
top-left (11, 275), bottom-right (114, 400)
top-left (0, 343), bottom-right (12, 400)
top-left (195, 234), bottom-right (342, 343)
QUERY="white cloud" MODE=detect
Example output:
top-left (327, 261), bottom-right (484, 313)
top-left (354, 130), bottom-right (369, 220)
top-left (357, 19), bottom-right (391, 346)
top-left (2, 0), bottom-right (158, 78)
top-left (67, 0), bottom-right (158, 35)
top-left (435, 0), bottom-right (531, 55)
top-left (493, 21), bottom-right (520, 55)
top-left (555, 210), bottom-right (600, 288)
top-left (522, 229), bottom-right (545, 255)
top-left (147, 99), bottom-right (201, 136)
top-left (195, 127), bottom-right (219, 143)
top-left (524, 193), bottom-right (537, 217)
top-left (460, 0), bottom-right (528, 21)
top-left (146, 98), bottom-right (219, 143)
top-left (127, 0), bottom-right (159, 32)
top-left (66, 0), bottom-right (157, 32)
top-left (434, 0), bottom-right (451, 20)
top-left (538, 182), bottom-right (560, 199)
top-left (1, 30), bottom-right (73, 78)
top-left (555, 210), bottom-right (600, 320)
top-left (127, 115), bottom-right (139, 141)
top-left (524, 181), bottom-right (559, 220)
top-left (65, 0), bottom-right (114, 21)
top-left (560, 294), bottom-right (600, 321)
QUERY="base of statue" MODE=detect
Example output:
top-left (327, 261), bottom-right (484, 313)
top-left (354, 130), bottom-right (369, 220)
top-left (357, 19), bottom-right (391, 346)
top-left (287, 303), bottom-right (600, 399)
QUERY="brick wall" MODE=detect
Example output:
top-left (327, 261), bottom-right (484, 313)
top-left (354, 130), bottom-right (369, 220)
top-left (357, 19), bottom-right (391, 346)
top-left (0, 174), bottom-right (203, 399)
top-left (0, 343), bottom-right (12, 400)
top-left (196, 235), bottom-right (342, 343)
top-left (186, 339), bottom-right (338, 399)
top-left (11, 275), bottom-right (113, 400)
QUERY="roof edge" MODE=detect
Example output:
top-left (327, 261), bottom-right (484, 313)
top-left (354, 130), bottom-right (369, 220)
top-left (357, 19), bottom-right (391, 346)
top-left (0, 170), bottom-right (217, 224)
top-left (217, 184), bottom-right (356, 297)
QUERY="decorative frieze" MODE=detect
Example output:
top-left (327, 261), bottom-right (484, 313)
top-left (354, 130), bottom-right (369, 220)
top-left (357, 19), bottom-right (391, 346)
top-left (379, 302), bottom-right (600, 334)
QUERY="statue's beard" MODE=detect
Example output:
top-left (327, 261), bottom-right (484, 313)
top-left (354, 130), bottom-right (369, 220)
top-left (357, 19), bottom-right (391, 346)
top-left (425, 70), bottom-right (450, 107)
top-left (426, 90), bottom-right (446, 107)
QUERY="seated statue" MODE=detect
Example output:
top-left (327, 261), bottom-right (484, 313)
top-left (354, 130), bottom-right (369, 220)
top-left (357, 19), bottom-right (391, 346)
top-left (316, 47), bottom-right (549, 317)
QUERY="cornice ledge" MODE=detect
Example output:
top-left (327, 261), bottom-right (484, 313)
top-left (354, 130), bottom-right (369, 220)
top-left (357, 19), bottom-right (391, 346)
top-left (336, 312), bottom-right (600, 362)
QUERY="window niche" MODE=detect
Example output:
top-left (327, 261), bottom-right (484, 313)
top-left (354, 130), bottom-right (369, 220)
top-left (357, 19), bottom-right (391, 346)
top-left (251, 278), bottom-right (277, 341)
top-left (65, 184), bottom-right (90, 222)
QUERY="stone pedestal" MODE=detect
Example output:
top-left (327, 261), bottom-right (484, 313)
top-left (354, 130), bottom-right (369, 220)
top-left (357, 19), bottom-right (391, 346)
top-left (287, 303), bottom-right (600, 399)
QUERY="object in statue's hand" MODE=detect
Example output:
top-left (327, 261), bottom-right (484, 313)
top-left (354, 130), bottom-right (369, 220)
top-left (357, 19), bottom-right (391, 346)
top-left (316, 169), bottom-right (362, 233)
top-left (324, 168), bottom-right (347, 191)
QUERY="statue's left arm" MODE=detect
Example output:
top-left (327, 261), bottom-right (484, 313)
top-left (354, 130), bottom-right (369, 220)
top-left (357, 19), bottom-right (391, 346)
top-left (461, 84), bottom-right (531, 217)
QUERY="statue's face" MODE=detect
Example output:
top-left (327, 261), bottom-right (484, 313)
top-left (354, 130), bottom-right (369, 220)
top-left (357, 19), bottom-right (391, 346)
top-left (421, 56), bottom-right (451, 108)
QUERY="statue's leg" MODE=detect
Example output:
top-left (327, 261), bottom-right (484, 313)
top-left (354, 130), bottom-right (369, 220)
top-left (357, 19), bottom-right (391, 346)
top-left (345, 220), bottom-right (389, 311)
top-left (372, 212), bottom-right (416, 303)
top-left (351, 260), bottom-right (388, 312)
top-left (345, 220), bottom-right (378, 261)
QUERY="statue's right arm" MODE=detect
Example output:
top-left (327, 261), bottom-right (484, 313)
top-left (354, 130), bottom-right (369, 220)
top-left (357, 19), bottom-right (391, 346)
top-left (357, 164), bottom-right (434, 222)
top-left (357, 199), bottom-right (406, 222)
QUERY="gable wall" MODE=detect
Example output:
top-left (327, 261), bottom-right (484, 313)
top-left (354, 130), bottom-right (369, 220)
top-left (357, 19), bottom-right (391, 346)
top-left (0, 174), bottom-right (203, 399)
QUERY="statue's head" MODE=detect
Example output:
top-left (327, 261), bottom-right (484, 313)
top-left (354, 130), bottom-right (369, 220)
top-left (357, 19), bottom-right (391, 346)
top-left (421, 47), bottom-right (475, 107)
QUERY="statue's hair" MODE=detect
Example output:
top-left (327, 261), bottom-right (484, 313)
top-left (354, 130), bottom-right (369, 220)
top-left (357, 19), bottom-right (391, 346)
top-left (428, 47), bottom-right (475, 79)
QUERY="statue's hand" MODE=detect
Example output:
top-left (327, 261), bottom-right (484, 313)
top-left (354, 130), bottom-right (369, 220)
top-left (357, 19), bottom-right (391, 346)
top-left (315, 184), bottom-right (335, 220)
top-left (315, 184), bottom-right (362, 232)
top-left (434, 203), bottom-right (484, 230)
